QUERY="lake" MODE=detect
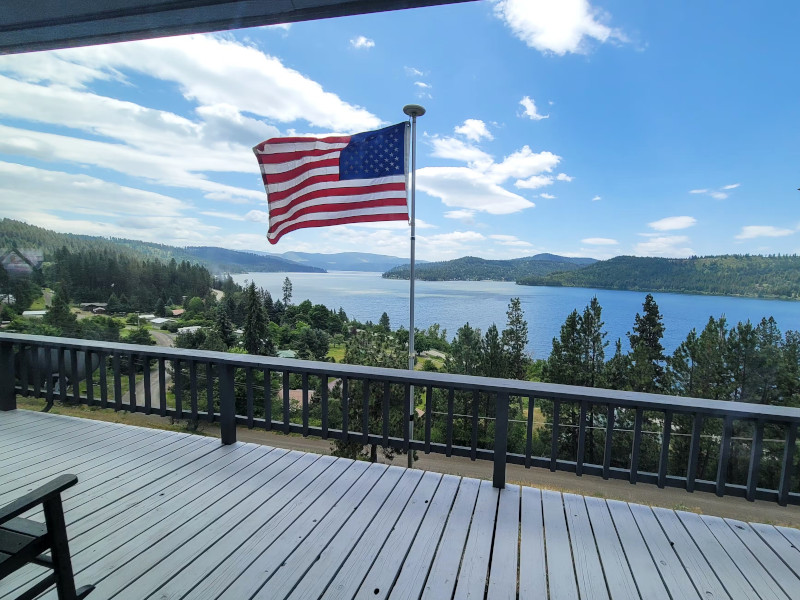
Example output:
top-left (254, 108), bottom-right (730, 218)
top-left (233, 272), bottom-right (800, 359)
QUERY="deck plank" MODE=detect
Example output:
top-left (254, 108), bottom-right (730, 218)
top-left (542, 490), bottom-right (579, 600)
top-left (518, 487), bottom-right (547, 600)
top-left (487, 484), bottom-right (520, 600)
top-left (584, 496), bottom-right (640, 600)
top-left (452, 480), bottom-right (500, 600)
top-left (563, 493), bottom-right (610, 600)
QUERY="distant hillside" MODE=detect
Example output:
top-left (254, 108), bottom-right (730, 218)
top-left (184, 247), bottom-right (324, 274)
top-left (383, 254), bottom-right (596, 281)
top-left (251, 251), bottom-right (425, 272)
top-left (517, 255), bottom-right (800, 299)
top-left (0, 219), bottom-right (323, 275)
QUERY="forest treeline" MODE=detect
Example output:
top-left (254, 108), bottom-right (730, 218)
top-left (383, 254), bottom-right (595, 281)
top-left (518, 254), bottom-right (800, 299)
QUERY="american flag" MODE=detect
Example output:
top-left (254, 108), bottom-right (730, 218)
top-left (253, 122), bottom-right (409, 244)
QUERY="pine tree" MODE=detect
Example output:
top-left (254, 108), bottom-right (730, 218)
top-left (154, 297), bottom-right (166, 318)
top-left (627, 294), bottom-right (666, 393)
top-left (603, 339), bottom-right (629, 390)
top-left (242, 282), bottom-right (267, 355)
top-left (580, 297), bottom-right (607, 388)
top-left (502, 297), bottom-right (529, 380)
top-left (214, 306), bottom-right (235, 349)
top-left (481, 324), bottom-right (506, 378)
top-left (378, 311), bottom-right (391, 332)
top-left (446, 323), bottom-right (483, 376)
top-left (282, 277), bottom-right (293, 306)
top-left (543, 309), bottom-right (583, 385)
top-left (44, 285), bottom-right (77, 336)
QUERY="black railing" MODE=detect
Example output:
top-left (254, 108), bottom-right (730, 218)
top-left (1, 333), bottom-right (798, 505)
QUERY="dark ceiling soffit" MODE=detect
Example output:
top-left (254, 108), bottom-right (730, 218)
top-left (0, 0), bottom-right (478, 55)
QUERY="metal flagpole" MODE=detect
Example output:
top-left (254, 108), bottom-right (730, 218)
top-left (403, 103), bottom-right (425, 469)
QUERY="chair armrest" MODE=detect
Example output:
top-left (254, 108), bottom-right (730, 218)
top-left (0, 474), bottom-right (78, 524)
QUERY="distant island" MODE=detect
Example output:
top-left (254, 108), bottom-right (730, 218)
top-left (383, 254), bottom-right (596, 282)
top-left (517, 255), bottom-right (800, 300)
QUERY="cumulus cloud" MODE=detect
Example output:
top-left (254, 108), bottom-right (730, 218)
top-left (735, 226), bottom-right (795, 239)
top-left (689, 184), bottom-right (740, 200)
top-left (454, 119), bottom-right (493, 142)
top-left (417, 167), bottom-right (535, 215)
top-left (556, 173), bottom-right (573, 182)
top-left (648, 216), bottom-right (697, 231)
top-left (494, 0), bottom-right (627, 55)
top-left (515, 175), bottom-right (553, 189)
top-left (539, 193), bottom-right (556, 199)
top-left (519, 96), bottom-right (549, 120)
top-left (490, 234), bottom-right (533, 247)
top-left (582, 238), bottom-right (618, 245)
top-left (592, 195), bottom-right (601, 201)
top-left (430, 137), bottom-right (493, 165)
top-left (350, 36), bottom-right (375, 49)
top-left (635, 235), bottom-right (694, 258)
top-left (444, 209), bottom-right (477, 224)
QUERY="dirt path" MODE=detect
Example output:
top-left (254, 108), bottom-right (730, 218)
top-left (121, 329), bottom-right (174, 406)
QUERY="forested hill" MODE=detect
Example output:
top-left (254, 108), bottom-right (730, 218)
top-left (383, 254), bottom-right (596, 281)
top-left (517, 255), bottom-right (800, 299)
top-left (0, 220), bottom-right (322, 274)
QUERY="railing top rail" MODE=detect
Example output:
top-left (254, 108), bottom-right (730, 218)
top-left (3, 332), bottom-right (800, 422)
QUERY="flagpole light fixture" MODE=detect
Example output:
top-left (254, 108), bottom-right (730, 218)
top-left (403, 103), bottom-right (425, 469)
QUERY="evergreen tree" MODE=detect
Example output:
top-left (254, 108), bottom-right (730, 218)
top-left (214, 306), bottom-right (235, 349)
top-left (627, 294), bottom-right (666, 393)
top-left (501, 297), bottom-right (529, 380)
top-left (543, 310), bottom-right (583, 385)
top-left (603, 339), bottom-right (630, 390)
top-left (44, 285), bottom-right (77, 336)
top-left (581, 297), bottom-right (607, 387)
top-left (481, 324), bottom-right (506, 378)
top-left (378, 311), bottom-right (391, 332)
top-left (282, 277), bottom-right (293, 306)
top-left (154, 297), bottom-right (166, 318)
top-left (446, 323), bottom-right (483, 376)
top-left (242, 282), bottom-right (268, 355)
top-left (727, 320), bottom-right (757, 401)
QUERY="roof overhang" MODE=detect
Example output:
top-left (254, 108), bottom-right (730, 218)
top-left (0, 0), bottom-right (479, 55)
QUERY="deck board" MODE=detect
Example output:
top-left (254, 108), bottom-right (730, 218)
top-left (1, 409), bottom-right (799, 600)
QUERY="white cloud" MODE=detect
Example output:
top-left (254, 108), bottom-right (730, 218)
top-left (430, 137), bottom-right (493, 165)
top-left (556, 173), bottom-right (573, 182)
top-left (582, 237), bottom-right (619, 245)
top-left (735, 226), bottom-right (795, 240)
top-left (417, 167), bottom-right (535, 215)
top-left (414, 81), bottom-right (431, 89)
top-left (634, 235), bottom-right (694, 258)
top-left (689, 189), bottom-right (708, 194)
top-left (515, 175), bottom-right (553, 189)
top-left (722, 183), bottom-right (741, 190)
top-left (490, 234), bottom-right (533, 248)
top-left (539, 193), bottom-right (556, 199)
top-left (444, 209), bottom-right (477, 223)
top-left (245, 210), bottom-right (271, 223)
top-left (200, 211), bottom-right (245, 221)
top-left (454, 119), bottom-right (493, 142)
top-left (487, 146), bottom-right (560, 181)
top-left (494, 0), bottom-right (627, 55)
top-left (689, 184), bottom-right (739, 200)
top-left (709, 191), bottom-right (728, 200)
top-left (350, 36), bottom-right (375, 49)
top-left (648, 216), bottom-right (697, 231)
top-left (592, 195), bottom-right (601, 201)
top-left (519, 96), bottom-right (549, 120)
top-left (404, 66), bottom-right (424, 77)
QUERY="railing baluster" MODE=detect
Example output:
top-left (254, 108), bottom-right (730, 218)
top-left (174, 359), bottom-right (182, 419)
top-left (246, 367), bottom-right (254, 429)
top-left (382, 381), bottom-right (390, 447)
top-left (341, 378), bottom-right (349, 439)
top-left (32, 346), bottom-right (41, 398)
top-left (158, 358), bottom-right (166, 417)
top-left (778, 423), bottom-right (798, 506)
top-left (45, 347), bottom-right (54, 406)
top-left (361, 378), bottom-right (369, 444)
top-left (602, 404), bottom-right (615, 479)
top-left (630, 408), bottom-right (644, 484)
top-left (20, 344), bottom-right (28, 397)
top-left (112, 353), bottom-right (121, 410)
top-left (403, 383), bottom-right (411, 454)
top-left (143, 357), bottom-right (151, 414)
top-left (686, 413), bottom-right (703, 492)
top-left (283, 370), bottom-right (291, 434)
top-left (302, 373), bottom-right (309, 437)
top-left (71, 349), bottom-right (79, 404)
top-left (576, 400), bottom-right (588, 476)
top-left (264, 369), bottom-right (272, 430)
top-left (470, 390), bottom-right (479, 462)
top-left (446, 388), bottom-right (454, 457)
top-left (57, 348), bottom-right (66, 403)
top-left (746, 420), bottom-right (764, 502)
top-left (551, 399), bottom-right (561, 472)
top-left (525, 396), bottom-right (534, 469)
top-left (190, 360), bottom-right (198, 421)
top-left (219, 363), bottom-right (236, 444)
top-left (716, 415), bottom-right (734, 497)
top-left (127, 353), bottom-right (136, 410)
top-left (98, 352), bottom-right (107, 408)
top-left (493, 392), bottom-right (509, 489)
top-left (84, 350), bottom-right (93, 404)
top-left (657, 410), bottom-right (672, 488)
top-left (206, 363), bottom-right (214, 421)
top-left (0, 342), bottom-right (14, 411)
top-left (424, 384), bottom-right (432, 454)
top-left (320, 374), bottom-right (327, 438)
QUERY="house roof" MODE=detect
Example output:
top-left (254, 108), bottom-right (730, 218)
top-left (0, 0), bottom-right (477, 55)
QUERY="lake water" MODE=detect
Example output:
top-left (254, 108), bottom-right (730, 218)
top-left (233, 272), bottom-right (800, 359)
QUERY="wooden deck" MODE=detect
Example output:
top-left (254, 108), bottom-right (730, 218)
top-left (1, 410), bottom-right (799, 600)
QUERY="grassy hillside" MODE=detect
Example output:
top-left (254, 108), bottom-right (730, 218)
top-left (517, 255), bottom-right (800, 299)
top-left (383, 254), bottom-right (596, 281)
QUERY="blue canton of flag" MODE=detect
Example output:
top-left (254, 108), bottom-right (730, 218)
top-left (339, 123), bottom-right (406, 180)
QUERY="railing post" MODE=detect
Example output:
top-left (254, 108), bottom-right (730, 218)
top-left (0, 342), bottom-right (16, 411)
top-left (493, 392), bottom-right (509, 489)
top-left (219, 363), bottom-right (236, 445)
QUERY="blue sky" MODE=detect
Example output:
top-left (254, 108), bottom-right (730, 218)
top-left (0, 0), bottom-right (798, 261)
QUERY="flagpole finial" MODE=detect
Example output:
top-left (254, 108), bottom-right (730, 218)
top-left (403, 104), bottom-right (426, 118)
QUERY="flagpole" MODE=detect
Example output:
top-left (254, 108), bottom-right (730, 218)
top-left (403, 103), bottom-right (425, 469)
